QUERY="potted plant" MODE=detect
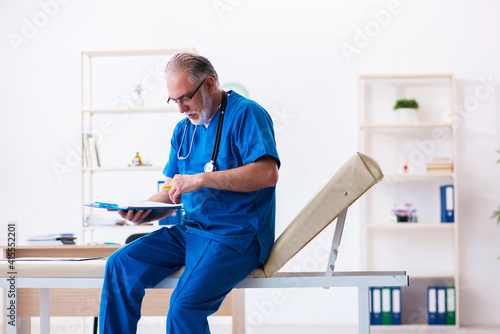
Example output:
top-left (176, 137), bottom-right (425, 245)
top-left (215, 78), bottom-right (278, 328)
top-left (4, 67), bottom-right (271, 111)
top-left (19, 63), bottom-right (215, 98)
top-left (394, 99), bottom-right (419, 124)
top-left (492, 150), bottom-right (500, 259)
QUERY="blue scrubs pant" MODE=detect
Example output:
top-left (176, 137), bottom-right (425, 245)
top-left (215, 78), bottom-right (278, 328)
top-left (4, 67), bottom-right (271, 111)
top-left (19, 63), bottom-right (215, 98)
top-left (99, 225), bottom-right (261, 334)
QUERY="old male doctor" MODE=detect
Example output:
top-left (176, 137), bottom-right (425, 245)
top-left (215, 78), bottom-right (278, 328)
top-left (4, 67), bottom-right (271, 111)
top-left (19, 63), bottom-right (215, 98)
top-left (99, 52), bottom-right (280, 333)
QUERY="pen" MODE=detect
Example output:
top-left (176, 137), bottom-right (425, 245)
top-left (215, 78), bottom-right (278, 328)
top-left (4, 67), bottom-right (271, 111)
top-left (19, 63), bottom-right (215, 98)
top-left (163, 185), bottom-right (171, 189)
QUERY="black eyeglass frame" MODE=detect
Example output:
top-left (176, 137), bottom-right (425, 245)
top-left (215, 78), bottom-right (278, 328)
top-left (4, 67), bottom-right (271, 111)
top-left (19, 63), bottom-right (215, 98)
top-left (167, 76), bottom-right (209, 105)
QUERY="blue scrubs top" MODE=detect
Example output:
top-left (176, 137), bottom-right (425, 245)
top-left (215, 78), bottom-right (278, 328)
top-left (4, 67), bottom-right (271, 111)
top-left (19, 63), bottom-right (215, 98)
top-left (163, 91), bottom-right (280, 264)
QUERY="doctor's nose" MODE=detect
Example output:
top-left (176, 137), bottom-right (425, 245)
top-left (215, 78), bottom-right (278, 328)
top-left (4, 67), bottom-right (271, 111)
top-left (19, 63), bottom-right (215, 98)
top-left (177, 102), bottom-right (189, 113)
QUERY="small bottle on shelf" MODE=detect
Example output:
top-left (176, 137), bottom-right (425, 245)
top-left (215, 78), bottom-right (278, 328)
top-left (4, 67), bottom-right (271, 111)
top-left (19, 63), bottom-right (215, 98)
top-left (132, 152), bottom-right (142, 166)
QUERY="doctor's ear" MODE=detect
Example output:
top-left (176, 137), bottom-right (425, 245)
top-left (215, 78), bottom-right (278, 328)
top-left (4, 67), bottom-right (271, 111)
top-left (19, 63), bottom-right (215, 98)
top-left (205, 76), bottom-right (217, 92)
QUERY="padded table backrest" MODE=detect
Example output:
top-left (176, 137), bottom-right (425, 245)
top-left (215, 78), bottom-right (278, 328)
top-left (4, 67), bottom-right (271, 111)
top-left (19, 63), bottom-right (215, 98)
top-left (261, 152), bottom-right (383, 277)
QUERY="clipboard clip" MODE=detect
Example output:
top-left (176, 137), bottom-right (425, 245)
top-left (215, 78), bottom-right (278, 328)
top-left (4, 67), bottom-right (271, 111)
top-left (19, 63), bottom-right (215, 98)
top-left (95, 202), bottom-right (119, 210)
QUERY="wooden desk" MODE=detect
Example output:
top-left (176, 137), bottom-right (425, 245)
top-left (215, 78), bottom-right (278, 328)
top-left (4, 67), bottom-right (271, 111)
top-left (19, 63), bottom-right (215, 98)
top-left (1, 245), bottom-right (122, 259)
top-left (1, 245), bottom-right (235, 333)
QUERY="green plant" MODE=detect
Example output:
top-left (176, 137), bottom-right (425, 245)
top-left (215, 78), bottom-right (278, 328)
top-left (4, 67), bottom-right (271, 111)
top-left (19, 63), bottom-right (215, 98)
top-left (492, 207), bottom-right (500, 225)
top-left (393, 99), bottom-right (419, 110)
top-left (492, 150), bottom-right (500, 225)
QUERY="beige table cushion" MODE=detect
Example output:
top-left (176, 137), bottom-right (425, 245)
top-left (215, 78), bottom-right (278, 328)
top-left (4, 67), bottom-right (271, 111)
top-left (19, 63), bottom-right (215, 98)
top-left (0, 260), bottom-right (107, 278)
top-left (255, 152), bottom-right (383, 278)
top-left (0, 260), bottom-right (186, 279)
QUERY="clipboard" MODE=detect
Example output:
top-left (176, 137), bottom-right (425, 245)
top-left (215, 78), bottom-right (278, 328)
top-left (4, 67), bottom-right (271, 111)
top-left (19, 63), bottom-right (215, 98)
top-left (85, 200), bottom-right (182, 211)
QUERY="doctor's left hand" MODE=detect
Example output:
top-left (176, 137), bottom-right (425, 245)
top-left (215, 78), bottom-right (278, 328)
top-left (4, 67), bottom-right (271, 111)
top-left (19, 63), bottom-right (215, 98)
top-left (169, 173), bottom-right (202, 204)
top-left (116, 209), bottom-right (153, 225)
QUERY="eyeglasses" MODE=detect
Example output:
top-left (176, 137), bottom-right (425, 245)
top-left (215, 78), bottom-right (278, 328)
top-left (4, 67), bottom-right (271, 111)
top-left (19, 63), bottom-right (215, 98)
top-left (167, 76), bottom-right (208, 105)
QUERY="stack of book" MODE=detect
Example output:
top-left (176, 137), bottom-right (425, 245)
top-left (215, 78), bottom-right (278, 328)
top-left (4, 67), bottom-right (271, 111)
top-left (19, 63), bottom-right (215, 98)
top-left (427, 158), bottom-right (453, 174)
top-left (370, 287), bottom-right (401, 325)
top-left (26, 233), bottom-right (77, 245)
top-left (428, 286), bottom-right (456, 325)
top-left (83, 133), bottom-right (100, 168)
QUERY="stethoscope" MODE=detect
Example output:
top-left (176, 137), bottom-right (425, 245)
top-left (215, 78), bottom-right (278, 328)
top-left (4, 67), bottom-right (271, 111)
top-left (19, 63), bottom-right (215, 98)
top-left (177, 90), bottom-right (228, 173)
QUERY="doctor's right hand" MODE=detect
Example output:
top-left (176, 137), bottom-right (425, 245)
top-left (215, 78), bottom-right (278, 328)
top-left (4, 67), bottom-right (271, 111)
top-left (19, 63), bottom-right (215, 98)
top-left (169, 173), bottom-right (203, 204)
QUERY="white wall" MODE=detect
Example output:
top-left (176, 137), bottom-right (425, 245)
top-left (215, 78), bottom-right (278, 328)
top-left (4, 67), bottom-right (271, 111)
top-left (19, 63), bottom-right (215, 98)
top-left (0, 0), bottom-right (499, 328)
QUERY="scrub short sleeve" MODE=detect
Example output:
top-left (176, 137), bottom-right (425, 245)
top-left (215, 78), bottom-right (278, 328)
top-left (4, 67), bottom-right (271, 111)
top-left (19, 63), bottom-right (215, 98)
top-left (233, 103), bottom-right (280, 168)
top-left (163, 123), bottom-right (182, 178)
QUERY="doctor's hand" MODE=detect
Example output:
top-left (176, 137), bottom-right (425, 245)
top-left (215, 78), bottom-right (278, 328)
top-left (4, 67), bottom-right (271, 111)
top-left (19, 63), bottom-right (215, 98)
top-left (169, 173), bottom-right (202, 204)
top-left (117, 209), bottom-right (153, 225)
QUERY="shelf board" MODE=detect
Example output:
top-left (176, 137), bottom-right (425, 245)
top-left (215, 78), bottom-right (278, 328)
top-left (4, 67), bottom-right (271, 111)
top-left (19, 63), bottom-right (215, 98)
top-left (370, 324), bottom-right (458, 329)
top-left (362, 223), bottom-right (455, 230)
top-left (82, 48), bottom-right (196, 58)
top-left (82, 107), bottom-right (178, 114)
top-left (383, 173), bottom-right (455, 180)
top-left (359, 73), bottom-right (453, 81)
top-left (83, 166), bottom-right (163, 172)
top-left (360, 123), bottom-right (453, 130)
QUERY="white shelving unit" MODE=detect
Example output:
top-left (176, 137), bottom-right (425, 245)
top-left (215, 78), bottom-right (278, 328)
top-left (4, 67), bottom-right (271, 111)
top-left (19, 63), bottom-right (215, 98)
top-left (81, 48), bottom-right (194, 244)
top-left (358, 74), bottom-right (459, 327)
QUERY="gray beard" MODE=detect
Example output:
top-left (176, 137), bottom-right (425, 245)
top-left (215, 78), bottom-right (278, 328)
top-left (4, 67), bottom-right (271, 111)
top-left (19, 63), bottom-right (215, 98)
top-left (188, 88), bottom-right (213, 126)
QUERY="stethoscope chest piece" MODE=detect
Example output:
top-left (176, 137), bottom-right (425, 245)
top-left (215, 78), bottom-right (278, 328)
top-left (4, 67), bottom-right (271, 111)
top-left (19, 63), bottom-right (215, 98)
top-left (204, 160), bottom-right (216, 173)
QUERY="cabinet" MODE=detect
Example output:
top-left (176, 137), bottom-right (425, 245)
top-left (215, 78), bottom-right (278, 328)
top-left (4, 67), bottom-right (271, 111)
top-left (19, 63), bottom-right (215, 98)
top-left (358, 74), bottom-right (459, 326)
top-left (81, 48), bottom-right (194, 244)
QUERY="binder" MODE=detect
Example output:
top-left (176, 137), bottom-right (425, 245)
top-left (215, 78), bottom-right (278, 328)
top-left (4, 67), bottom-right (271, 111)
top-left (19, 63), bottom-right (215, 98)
top-left (85, 201), bottom-right (182, 210)
top-left (428, 287), bottom-right (437, 325)
top-left (437, 287), bottom-right (447, 325)
top-left (391, 287), bottom-right (402, 325)
top-left (369, 287), bottom-right (374, 324)
top-left (381, 287), bottom-right (392, 325)
top-left (446, 286), bottom-right (456, 325)
top-left (370, 287), bottom-right (382, 325)
top-left (440, 185), bottom-right (454, 222)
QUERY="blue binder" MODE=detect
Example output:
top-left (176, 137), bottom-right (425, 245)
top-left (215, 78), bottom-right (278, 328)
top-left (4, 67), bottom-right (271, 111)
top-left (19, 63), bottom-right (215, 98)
top-left (428, 287), bottom-right (437, 325)
top-left (370, 287), bottom-right (382, 325)
top-left (391, 287), bottom-right (402, 325)
top-left (437, 287), bottom-right (447, 325)
top-left (440, 185), bottom-right (454, 223)
top-left (369, 287), bottom-right (374, 324)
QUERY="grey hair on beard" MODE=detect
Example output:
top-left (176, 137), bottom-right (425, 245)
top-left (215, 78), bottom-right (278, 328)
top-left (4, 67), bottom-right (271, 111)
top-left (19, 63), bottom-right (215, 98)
top-left (164, 52), bottom-right (220, 88)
